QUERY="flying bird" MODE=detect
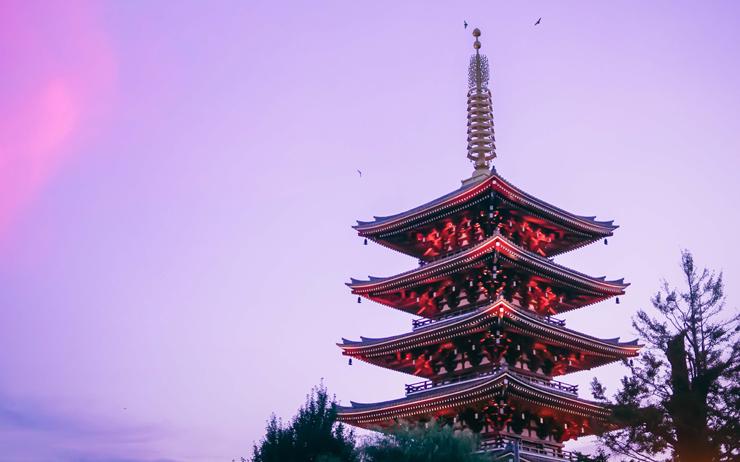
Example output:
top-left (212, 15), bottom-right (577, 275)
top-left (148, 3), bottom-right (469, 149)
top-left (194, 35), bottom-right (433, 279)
top-left (534, 17), bottom-right (541, 26)
top-left (464, 20), bottom-right (468, 29)
top-left (357, 169), bottom-right (362, 177)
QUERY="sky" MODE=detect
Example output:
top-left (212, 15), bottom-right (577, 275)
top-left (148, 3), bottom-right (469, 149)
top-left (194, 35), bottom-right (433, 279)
top-left (1, 1), bottom-right (739, 460)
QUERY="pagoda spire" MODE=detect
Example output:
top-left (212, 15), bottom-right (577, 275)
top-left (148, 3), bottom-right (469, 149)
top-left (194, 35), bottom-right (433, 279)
top-left (463, 28), bottom-right (497, 185)
top-left (340, 30), bottom-right (637, 458)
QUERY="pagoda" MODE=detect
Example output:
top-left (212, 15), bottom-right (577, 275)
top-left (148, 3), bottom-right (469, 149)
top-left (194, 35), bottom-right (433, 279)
top-left (337, 29), bottom-right (641, 461)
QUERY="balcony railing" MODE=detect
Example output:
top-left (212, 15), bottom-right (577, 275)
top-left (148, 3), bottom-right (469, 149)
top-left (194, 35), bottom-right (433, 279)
top-left (404, 367), bottom-right (578, 396)
top-left (411, 303), bottom-right (486, 329)
top-left (418, 236), bottom-right (487, 265)
top-left (405, 367), bottom-right (504, 395)
top-left (544, 315), bottom-right (566, 327)
top-left (479, 438), bottom-right (590, 461)
top-left (514, 372), bottom-right (578, 395)
top-left (411, 307), bottom-right (566, 330)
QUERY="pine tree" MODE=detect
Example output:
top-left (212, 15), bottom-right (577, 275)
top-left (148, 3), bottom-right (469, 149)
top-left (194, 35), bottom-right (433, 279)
top-left (592, 250), bottom-right (739, 461)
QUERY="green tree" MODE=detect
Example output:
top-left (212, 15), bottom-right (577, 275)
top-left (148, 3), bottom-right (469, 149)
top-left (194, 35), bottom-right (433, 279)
top-left (592, 250), bottom-right (739, 462)
top-left (251, 382), bottom-right (358, 462)
top-left (361, 420), bottom-right (489, 462)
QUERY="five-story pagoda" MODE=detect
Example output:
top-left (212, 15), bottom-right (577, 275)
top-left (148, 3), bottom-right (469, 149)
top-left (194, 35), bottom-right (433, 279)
top-left (337, 29), bottom-right (641, 461)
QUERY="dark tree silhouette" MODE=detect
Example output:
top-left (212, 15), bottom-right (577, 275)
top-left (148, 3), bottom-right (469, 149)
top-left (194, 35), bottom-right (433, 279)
top-left (592, 250), bottom-right (739, 462)
top-left (251, 382), bottom-right (358, 462)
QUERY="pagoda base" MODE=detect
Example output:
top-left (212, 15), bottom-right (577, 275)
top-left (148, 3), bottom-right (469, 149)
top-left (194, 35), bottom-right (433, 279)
top-left (481, 436), bottom-right (589, 462)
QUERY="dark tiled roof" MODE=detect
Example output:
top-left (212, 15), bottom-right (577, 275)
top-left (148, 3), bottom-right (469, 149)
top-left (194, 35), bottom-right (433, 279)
top-left (348, 234), bottom-right (628, 291)
top-left (343, 373), bottom-right (497, 411)
top-left (340, 305), bottom-right (481, 346)
top-left (354, 172), bottom-right (617, 234)
top-left (337, 368), bottom-right (605, 415)
top-left (338, 299), bottom-right (641, 354)
top-left (355, 179), bottom-right (483, 227)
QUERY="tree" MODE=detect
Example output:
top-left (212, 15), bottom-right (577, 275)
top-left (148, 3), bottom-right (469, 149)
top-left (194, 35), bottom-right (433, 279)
top-left (251, 382), bottom-right (358, 462)
top-left (591, 250), bottom-right (739, 462)
top-left (361, 420), bottom-right (489, 462)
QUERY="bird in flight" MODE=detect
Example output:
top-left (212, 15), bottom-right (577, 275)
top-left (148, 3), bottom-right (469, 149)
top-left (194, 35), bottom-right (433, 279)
top-left (357, 169), bottom-right (362, 177)
top-left (534, 17), bottom-right (541, 26)
top-left (464, 20), bottom-right (468, 29)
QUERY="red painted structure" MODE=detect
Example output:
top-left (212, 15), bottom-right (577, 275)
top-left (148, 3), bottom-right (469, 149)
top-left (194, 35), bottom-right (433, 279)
top-left (337, 29), bottom-right (641, 460)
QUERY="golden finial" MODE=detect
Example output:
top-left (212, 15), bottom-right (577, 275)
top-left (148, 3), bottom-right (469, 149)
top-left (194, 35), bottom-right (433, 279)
top-left (468, 28), bottom-right (489, 91)
top-left (463, 27), bottom-right (496, 185)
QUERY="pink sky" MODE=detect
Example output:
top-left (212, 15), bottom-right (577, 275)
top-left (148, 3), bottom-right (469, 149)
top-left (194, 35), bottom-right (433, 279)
top-left (1, 1), bottom-right (739, 461)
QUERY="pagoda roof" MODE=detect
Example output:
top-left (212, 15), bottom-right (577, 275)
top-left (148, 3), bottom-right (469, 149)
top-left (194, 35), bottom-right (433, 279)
top-left (348, 234), bottom-right (627, 313)
top-left (337, 367), bottom-right (609, 427)
top-left (339, 299), bottom-right (641, 363)
top-left (354, 173), bottom-right (617, 239)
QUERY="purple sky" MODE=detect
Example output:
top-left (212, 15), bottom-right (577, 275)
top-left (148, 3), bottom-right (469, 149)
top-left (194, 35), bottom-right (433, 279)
top-left (1, 1), bottom-right (739, 460)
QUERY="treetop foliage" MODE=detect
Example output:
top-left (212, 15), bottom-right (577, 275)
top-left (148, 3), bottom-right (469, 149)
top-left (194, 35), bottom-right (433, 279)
top-left (251, 382), bottom-right (358, 462)
top-left (361, 420), bottom-right (488, 462)
top-left (592, 250), bottom-right (739, 462)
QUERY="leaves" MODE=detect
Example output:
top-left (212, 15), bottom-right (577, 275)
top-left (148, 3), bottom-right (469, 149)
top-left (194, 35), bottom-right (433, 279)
top-left (361, 420), bottom-right (489, 462)
top-left (250, 393), bottom-right (494, 462)
top-left (593, 251), bottom-right (739, 462)
top-left (251, 382), bottom-right (358, 462)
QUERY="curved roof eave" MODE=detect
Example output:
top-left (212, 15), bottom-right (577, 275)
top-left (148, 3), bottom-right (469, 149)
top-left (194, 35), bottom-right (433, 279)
top-left (336, 370), bottom-right (607, 417)
top-left (353, 173), bottom-right (618, 236)
top-left (347, 234), bottom-right (629, 293)
top-left (337, 300), bottom-right (642, 355)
